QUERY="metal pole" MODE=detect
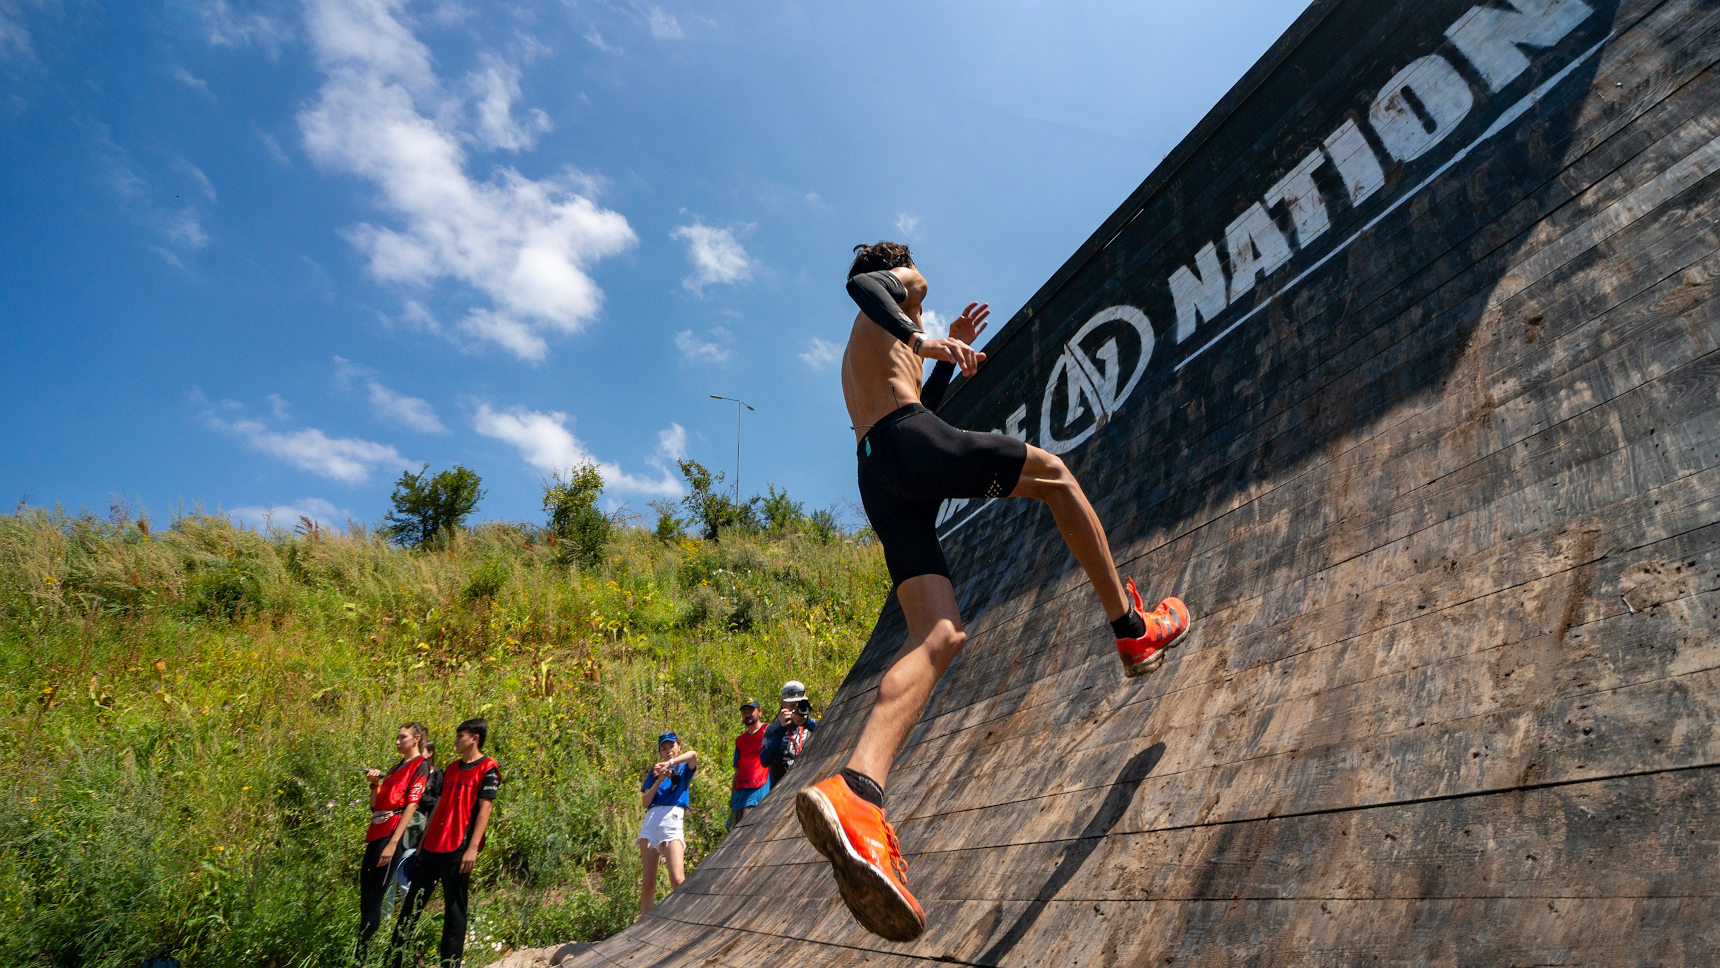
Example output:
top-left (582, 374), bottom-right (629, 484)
top-left (709, 395), bottom-right (755, 502)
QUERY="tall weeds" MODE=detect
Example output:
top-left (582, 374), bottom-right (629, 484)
top-left (0, 506), bottom-right (887, 967)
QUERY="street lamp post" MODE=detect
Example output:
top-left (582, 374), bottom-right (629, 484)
top-left (708, 395), bottom-right (755, 501)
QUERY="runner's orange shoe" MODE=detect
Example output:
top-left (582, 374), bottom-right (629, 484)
top-left (796, 774), bottom-right (925, 942)
top-left (1116, 576), bottom-right (1190, 677)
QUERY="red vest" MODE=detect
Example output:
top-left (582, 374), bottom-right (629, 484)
top-left (734, 728), bottom-right (769, 789)
top-left (365, 755), bottom-right (429, 842)
top-left (422, 756), bottom-right (498, 854)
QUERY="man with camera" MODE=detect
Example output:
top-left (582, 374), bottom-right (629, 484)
top-left (760, 681), bottom-right (819, 788)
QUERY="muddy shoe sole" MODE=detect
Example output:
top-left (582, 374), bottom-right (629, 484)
top-left (795, 786), bottom-right (926, 942)
top-left (1123, 652), bottom-right (1167, 677)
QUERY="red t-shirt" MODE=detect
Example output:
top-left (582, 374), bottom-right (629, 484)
top-left (365, 755), bottom-right (430, 842)
top-left (422, 756), bottom-right (500, 854)
top-left (733, 727), bottom-right (769, 789)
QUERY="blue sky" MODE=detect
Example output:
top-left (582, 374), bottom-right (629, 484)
top-left (0, 0), bottom-right (1306, 532)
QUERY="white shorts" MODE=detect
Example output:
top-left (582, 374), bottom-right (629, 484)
top-left (638, 805), bottom-right (685, 849)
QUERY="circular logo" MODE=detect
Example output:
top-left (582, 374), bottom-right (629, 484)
top-left (1040, 306), bottom-right (1155, 455)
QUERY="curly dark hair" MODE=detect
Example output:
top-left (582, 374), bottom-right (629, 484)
top-left (849, 241), bottom-right (915, 278)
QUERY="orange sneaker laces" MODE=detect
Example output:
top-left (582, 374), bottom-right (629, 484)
top-left (885, 824), bottom-right (909, 883)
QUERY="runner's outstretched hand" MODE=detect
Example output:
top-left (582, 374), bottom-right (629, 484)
top-left (919, 337), bottom-right (986, 376)
top-left (949, 301), bottom-right (990, 345)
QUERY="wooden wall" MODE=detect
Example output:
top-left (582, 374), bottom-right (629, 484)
top-left (566, 0), bottom-right (1720, 963)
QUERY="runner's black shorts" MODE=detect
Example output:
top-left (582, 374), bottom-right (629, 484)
top-left (857, 404), bottom-right (1028, 586)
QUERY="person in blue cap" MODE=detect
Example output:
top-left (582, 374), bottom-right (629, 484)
top-left (637, 731), bottom-right (698, 916)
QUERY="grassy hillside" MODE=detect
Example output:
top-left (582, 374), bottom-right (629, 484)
top-left (0, 506), bottom-right (888, 967)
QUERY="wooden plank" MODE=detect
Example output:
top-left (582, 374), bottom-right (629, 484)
top-left (730, 456), bottom-right (1720, 852)
top-left (712, 493), bottom-right (1720, 863)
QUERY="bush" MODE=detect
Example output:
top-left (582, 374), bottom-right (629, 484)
top-left (382, 465), bottom-right (486, 548)
top-left (543, 463), bottom-right (611, 569)
top-left (676, 460), bottom-right (758, 539)
top-left (647, 501), bottom-right (683, 544)
top-left (760, 485), bottom-right (805, 534)
top-left (808, 507), bottom-right (841, 544)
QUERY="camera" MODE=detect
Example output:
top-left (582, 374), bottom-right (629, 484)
top-left (796, 699), bottom-right (812, 715)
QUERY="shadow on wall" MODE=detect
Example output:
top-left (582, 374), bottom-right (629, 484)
top-left (972, 742), bottom-right (1167, 966)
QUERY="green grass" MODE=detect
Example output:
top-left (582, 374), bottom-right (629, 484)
top-left (0, 506), bottom-right (888, 967)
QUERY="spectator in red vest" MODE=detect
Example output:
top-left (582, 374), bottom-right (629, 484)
top-left (728, 699), bottom-right (770, 830)
top-left (357, 722), bottom-right (430, 965)
top-left (389, 718), bottom-right (499, 968)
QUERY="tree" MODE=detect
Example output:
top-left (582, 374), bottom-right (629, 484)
top-left (647, 499), bottom-right (685, 543)
top-left (543, 461), bottom-right (611, 568)
top-left (761, 484), bottom-right (806, 534)
top-left (807, 506), bottom-right (841, 544)
top-left (677, 459), bottom-right (758, 539)
top-left (381, 464), bottom-right (484, 548)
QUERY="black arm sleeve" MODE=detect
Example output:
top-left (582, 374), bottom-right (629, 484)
top-left (846, 271), bottom-right (922, 346)
top-left (919, 361), bottom-right (956, 410)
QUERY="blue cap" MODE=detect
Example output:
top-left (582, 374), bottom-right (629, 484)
top-left (740, 697), bottom-right (760, 710)
top-left (658, 731), bottom-right (679, 746)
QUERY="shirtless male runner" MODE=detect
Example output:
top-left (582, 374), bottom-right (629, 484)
top-left (795, 241), bottom-right (1192, 942)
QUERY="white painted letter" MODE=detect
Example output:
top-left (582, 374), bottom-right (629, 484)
top-left (1323, 119), bottom-right (1386, 205)
top-left (1265, 148), bottom-right (1331, 247)
top-left (1370, 54), bottom-right (1474, 161)
top-left (1169, 242), bottom-right (1228, 342)
top-left (1225, 202), bottom-right (1293, 302)
top-left (1446, 0), bottom-right (1593, 92)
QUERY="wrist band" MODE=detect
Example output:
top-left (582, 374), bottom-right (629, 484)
top-left (911, 335), bottom-right (924, 356)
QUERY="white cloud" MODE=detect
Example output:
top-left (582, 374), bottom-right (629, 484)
top-left (209, 413), bottom-right (412, 484)
top-left (427, 0), bottom-right (472, 26)
top-left (460, 308), bottom-right (548, 361)
top-left (162, 209), bottom-right (209, 249)
top-left (266, 393), bottom-right (292, 420)
top-left (257, 128), bottom-right (291, 166)
top-left (919, 307), bottom-right (949, 340)
top-left (583, 26), bottom-right (615, 52)
top-left (192, 0), bottom-right (291, 54)
top-left (671, 223), bottom-right (753, 293)
top-left (895, 213), bottom-right (921, 237)
top-left (368, 381), bottom-right (447, 434)
top-left (469, 57), bottom-right (551, 152)
top-left (658, 422), bottom-right (687, 461)
top-left (173, 66), bottom-right (211, 95)
top-left (800, 337), bottom-right (841, 370)
top-left (0, 1), bottom-right (34, 60)
top-left (96, 129), bottom-right (211, 260)
top-left (473, 403), bottom-right (682, 497)
top-left (179, 160), bottom-right (218, 202)
top-left (297, 0), bottom-right (637, 360)
top-left (229, 497), bottom-right (354, 532)
top-left (647, 7), bottom-right (683, 39)
top-left (675, 326), bottom-right (732, 363)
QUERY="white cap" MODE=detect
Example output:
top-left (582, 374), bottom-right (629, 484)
top-left (780, 680), bottom-right (807, 702)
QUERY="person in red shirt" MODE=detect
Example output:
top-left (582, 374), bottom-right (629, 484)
top-left (728, 699), bottom-right (770, 830)
top-left (357, 722), bottom-right (430, 965)
top-left (389, 718), bottom-right (499, 968)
